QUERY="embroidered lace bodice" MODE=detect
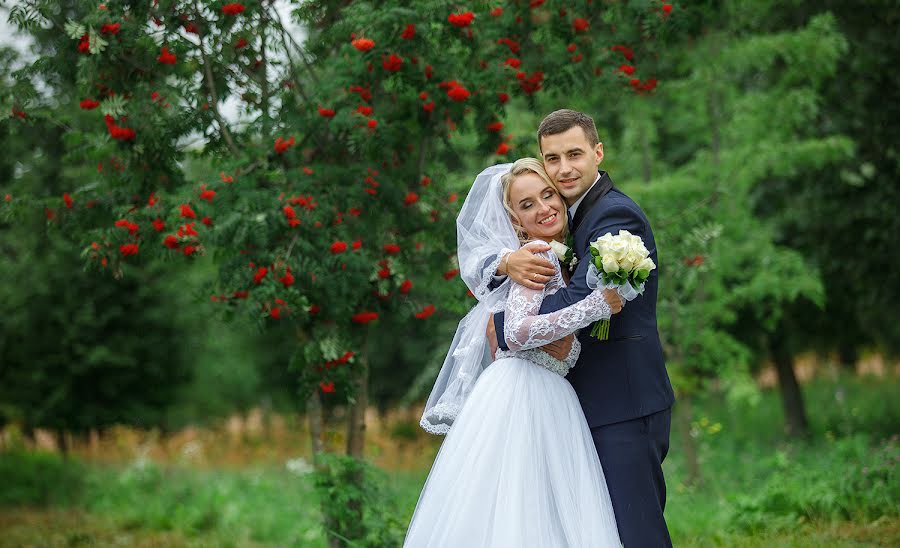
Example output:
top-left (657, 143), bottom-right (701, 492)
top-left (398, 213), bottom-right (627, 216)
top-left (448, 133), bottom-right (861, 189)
top-left (496, 242), bottom-right (612, 377)
top-left (494, 341), bottom-right (583, 377)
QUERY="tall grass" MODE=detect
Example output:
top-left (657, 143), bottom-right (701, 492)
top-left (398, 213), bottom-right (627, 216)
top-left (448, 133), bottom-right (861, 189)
top-left (0, 375), bottom-right (897, 546)
top-left (0, 453), bottom-right (325, 545)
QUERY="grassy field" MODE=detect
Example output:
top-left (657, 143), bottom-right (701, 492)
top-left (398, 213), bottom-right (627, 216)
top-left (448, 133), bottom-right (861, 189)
top-left (1, 374), bottom-right (897, 546)
top-left (0, 506), bottom-right (896, 547)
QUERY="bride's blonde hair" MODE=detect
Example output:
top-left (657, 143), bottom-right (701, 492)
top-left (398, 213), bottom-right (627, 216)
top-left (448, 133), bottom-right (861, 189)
top-left (500, 158), bottom-right (567, 244)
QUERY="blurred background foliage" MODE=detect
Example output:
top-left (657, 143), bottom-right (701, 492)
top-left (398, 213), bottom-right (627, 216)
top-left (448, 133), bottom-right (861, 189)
top-left (0, 0), bottom-right (898, 546)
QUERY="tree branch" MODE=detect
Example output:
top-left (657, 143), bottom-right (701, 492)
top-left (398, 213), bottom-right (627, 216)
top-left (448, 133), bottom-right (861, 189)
top-left (199, 47), bottom-right (241, 156)
top-left (258, 4), bottom-right (271, 137)
top-left (194, 3), bottom-right (240, 157)
top-left (284, 232), bottom-right (300, 259)
top-left (237, 158), bottom-right (265, 177)
top-left (269, 4), bottom-right (321, 87)
top-left (268, 3), bottom-right (315, 109)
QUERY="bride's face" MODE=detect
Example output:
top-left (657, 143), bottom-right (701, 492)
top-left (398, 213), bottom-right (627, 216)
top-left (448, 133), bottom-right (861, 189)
top-left (508, 172), bottom-right (566, 242)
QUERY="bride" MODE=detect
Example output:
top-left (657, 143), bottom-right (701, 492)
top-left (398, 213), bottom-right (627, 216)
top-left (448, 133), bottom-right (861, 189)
top-left (405, 159), bottom-right (623, 547)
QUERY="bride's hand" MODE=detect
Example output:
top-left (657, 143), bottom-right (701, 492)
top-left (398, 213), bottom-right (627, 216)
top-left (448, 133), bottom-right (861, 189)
top-left (500, 245), bottom-right (555, 290)
top-left (602, 288), bottom-right (624, 314)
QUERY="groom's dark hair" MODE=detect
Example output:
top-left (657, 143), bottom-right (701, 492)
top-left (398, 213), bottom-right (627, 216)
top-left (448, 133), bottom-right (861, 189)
top-left (537, 109), bottom-right (600, 148)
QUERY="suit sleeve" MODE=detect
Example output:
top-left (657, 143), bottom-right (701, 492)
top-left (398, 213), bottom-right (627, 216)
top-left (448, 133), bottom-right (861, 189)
top-left (483, 254), bottom-right (506, 291)
top-left (539, 204), bottom-right (647, 314)
top-left (477, 249), bottom-right (515, 295)
top-left (494, 203), bottom-right (647, 350)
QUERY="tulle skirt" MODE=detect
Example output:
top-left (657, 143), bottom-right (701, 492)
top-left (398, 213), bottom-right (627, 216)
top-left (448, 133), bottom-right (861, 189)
top-left (405, 357), bottom-right (621, 547)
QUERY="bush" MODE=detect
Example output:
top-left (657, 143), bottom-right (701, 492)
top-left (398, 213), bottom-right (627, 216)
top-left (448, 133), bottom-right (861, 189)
top-left (0, 450), bottom-right (85, 507)
top-left (812, 375), bottom-right (900, 439)
top-left (311, 453), bottom-right (406, 547)
top-left (728, 435), bottom-right (899, 532)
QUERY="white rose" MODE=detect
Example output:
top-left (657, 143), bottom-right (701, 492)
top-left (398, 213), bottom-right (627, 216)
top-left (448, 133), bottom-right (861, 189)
top-left (616, 228), bottom-right (641, 243)
top-left (598, 232), bottom-right (615, 243)
top-left (634, 242), bottom-right (649, 258)
top-left (601, 255), bottom-right (620, 273)
top-left (591, 233), bottom-right (614, 255)
top-left (608, 238), bottom-right (629, 260)
top-left (620, 250), bottom-right (641, 272)
top-left (636, 257), bottom-right (656, 272)
top-left (548, 240), bottom-right (569, 262)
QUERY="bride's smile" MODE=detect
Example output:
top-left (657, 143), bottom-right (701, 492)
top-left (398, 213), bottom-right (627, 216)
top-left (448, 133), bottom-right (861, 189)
top-left (538, 213), bottom-right (558, 225)
top-left (508, 172), bottom-right (567, 242)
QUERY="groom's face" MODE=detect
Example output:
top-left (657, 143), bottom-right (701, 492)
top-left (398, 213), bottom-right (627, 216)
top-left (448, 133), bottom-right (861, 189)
top-left (539, 127), bottom-right (604, 206)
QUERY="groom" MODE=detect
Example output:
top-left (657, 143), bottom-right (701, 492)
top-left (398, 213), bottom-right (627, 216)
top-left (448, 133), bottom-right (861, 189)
top-left (487, 109), bottom-right (675, 547)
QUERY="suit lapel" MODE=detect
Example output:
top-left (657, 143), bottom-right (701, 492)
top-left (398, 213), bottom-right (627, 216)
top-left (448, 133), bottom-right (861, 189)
top-left (571, 171), bottom-right (614, 234)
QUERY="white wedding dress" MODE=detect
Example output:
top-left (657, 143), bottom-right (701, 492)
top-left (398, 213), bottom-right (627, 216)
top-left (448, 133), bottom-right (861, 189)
top-left (405, 245), bottom-right (621, 548)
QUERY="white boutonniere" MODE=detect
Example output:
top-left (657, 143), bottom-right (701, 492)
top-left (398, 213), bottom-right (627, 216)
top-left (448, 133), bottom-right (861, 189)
top-left (549, 236), bottom-right (578, 272)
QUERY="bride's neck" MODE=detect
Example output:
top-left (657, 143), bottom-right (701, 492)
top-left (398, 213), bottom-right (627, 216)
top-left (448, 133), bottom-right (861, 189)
top-left (529, 235), bottom-right (565, 244)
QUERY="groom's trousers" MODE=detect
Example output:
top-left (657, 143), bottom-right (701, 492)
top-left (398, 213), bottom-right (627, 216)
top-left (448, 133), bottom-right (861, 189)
top-left (591, 407), bottom-right (673, 548)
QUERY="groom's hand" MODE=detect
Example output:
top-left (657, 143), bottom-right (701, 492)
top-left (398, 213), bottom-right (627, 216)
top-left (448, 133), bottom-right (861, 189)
top-left (540, 334), bottom-right (574, 361)
top-left (485, 316), bottom-right (499, 360)
top-left (500, 245), bottom-right (555, 290)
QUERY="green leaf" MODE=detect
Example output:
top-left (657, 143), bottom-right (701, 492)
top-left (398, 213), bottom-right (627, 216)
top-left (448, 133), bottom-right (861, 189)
top-left (64, 20), bottom-right (86, 40)
top-left (88, 29), bottom-right (108, 55)
top-left (101, 95), bottom-right (127, 117)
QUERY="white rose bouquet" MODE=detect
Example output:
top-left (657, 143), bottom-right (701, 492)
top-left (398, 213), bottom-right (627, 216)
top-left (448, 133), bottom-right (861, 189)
top-left (586, 230), bottom-right (656, 339)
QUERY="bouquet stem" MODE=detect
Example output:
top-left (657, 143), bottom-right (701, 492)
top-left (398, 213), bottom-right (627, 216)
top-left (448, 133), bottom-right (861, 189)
top-left (591, 319), bottom-right (610, 340)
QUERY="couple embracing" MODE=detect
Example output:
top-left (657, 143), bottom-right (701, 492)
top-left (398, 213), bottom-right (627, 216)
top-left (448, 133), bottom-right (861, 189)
top-left (405, 110), bottom-right (676, 547)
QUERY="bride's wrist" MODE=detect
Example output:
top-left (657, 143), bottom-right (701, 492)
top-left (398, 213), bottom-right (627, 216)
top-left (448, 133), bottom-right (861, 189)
top-left (498, 252), bottom-right (511, 276)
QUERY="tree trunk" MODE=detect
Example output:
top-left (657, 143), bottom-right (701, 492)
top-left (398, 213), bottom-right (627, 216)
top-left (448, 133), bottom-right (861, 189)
top-left (346, 346), bottom-right (369, 458)
top-left (340, 344), bottom-right (371, 546)
top-left (24, 425), bottom-right (36, 447)
top-left (770, 334), bottom-right (810, 438)
top-left (261, 395), bottom-right (273, 442)
top-left (676, 397), bottom-right (701, 486)
top-left (55, 429), bottom-right (69, 457)
top-left (307, 391), bottom-right (324, 463)
top-left (837, 342), bottom-right (858, 374)
top-left (89, 428), bottom-right (100, 458)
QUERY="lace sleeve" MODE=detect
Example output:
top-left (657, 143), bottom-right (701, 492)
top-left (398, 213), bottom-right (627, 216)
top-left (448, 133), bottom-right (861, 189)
top-left (504, 246), bottom-right (612, 352)
top-left (473, 248), bottom-right (515, 299)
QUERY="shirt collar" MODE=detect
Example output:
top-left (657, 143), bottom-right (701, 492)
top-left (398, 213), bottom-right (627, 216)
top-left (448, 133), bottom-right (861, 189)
top-left (567, 172), bottom-right (602, 217)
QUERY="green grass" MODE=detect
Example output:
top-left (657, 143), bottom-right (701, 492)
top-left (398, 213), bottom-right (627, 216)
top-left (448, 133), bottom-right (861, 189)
top-left (662, 374), bottom-right (899, 545)
top-left (1, 375), bottom-right (898, 546)
top-left (0, 455), bottom-right (326, 546)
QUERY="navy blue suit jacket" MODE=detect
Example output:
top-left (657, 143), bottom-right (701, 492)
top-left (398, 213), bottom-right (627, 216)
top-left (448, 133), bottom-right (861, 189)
top-left (494, 171), bottom-right (675, 427)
